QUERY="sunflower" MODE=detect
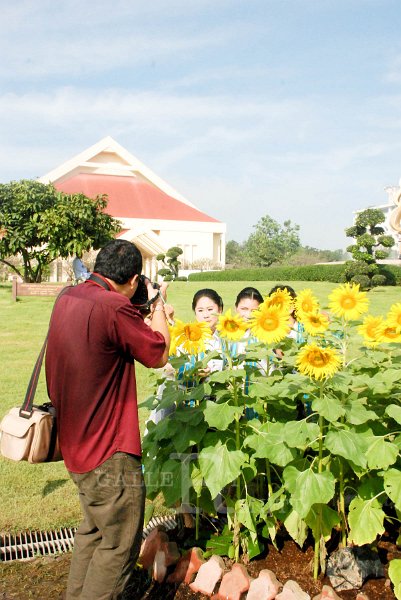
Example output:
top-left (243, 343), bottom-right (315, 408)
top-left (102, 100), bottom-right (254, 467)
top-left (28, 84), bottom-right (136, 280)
top-left (248, 304), bottom-right (290, 344)
top-left (296, 343), bottom-right (341, 380)
top-left (172, 320), bottom-right (212, 355)
top-left (328, 283), bottom-right (369, 321)
top-left (295, 289), bottom-right (319, 317)
top-left (265, 288), bottom-right (293, 312)
top-left (216, 309), bottom-right (248, 341)
top-left (382, 320), bottom-right (401, 343)
top-left (299, 311), bottom-right (330, 336)
top-left (386, 303), bottom-right (401, 331)
top-left (168, 319), bottom-right (183, 355)
top-left (358, 315), bottom-right (384, 347)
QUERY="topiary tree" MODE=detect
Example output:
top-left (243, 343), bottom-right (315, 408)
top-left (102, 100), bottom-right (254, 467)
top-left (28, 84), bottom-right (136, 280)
top-left (156, 246), bottom-right (186, 281)
top-left (344, 208), bottom-right (395, 288)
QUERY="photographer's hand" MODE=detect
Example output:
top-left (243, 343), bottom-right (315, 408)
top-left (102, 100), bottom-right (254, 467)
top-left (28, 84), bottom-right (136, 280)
top-left (146, 281), bottom-right (170, 365)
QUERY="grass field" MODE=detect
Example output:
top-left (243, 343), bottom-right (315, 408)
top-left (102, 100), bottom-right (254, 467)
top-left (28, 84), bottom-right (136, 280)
top-left (0, 279), bottom-right (400, 533)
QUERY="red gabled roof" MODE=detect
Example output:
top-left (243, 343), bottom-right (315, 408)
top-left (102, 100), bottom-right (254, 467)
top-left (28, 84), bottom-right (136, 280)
top-left (55, 173), bottom-right (219, 223)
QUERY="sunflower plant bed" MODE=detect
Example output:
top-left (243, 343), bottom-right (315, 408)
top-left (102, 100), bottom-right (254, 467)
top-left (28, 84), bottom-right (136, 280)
top-left (143, 284), bottom-right (401, 595)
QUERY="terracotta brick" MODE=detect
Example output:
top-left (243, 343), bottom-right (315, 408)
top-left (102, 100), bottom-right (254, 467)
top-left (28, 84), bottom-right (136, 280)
top-left (184, 547), bottom-right (206, 584)
top-left (189, 555), bottom-right (225, 596)
top-left (160, 541), bottom-right (180, 567)
top-left (247, 569), bottom-right (282, 600)
top-left (166, 556), bottom-right (190, 583)
top-left (312, 585), bottom-right (342, 600)
top-left (214, 563), bottom-right (251, 600)
top-left (138, 528), bottom-right (169, 570)
top-left (276, 579), bottom-right (311, 600)
top-left (152, 549), bottom-right (167, 583)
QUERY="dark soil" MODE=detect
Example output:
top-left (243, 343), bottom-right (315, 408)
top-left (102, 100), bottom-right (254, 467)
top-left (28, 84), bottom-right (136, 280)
top-left (1, 535), bottom-right (398, 599)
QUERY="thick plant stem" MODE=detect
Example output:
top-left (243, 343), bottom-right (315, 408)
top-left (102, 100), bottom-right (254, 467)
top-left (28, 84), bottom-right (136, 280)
top-left (266, 459), bottom-right (273, 498)
top-left (232, 376), bottom-right (242, 561)
top-left (314, 392), bottom-right (325, 580)
top-left (339, 460), bottom-right (347, 547)
top-left (195, 493), bottom-right (200, 541)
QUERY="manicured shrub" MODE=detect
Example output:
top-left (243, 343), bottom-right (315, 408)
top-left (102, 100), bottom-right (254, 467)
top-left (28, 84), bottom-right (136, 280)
top-left (188, 263), bottom-right (401, 285)
top-left (189, 264), bottom-right (346, 283)
top-left (350, 274), bottom-right (371, 289)
top-left (371, 273), bottom-right (387, 287)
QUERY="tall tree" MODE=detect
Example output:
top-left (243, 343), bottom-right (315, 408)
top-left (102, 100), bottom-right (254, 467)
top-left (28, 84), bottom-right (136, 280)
top-left (245, 215), bottom-right (300, 267)
top-left (225, 240), bottom-right (247, 266)
top-left (0, 179), bottom-right (121, 282)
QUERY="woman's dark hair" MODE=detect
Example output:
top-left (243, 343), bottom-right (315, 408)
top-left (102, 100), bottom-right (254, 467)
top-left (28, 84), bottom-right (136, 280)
top-left (269, 284), bottom-right (297, 300)
top-left (94, 240), bottom-right (143, 284)
top-left (192, 288), bottom-right (224, 311)
top-left (235, 287), bottom-right (263, 307)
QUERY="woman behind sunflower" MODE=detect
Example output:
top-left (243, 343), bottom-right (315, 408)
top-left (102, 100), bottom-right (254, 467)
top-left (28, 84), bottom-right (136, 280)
top-left (147, 288), bottom-right (225, 427)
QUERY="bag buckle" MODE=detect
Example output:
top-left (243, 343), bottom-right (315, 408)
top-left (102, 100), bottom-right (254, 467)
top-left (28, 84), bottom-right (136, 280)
top-left (19, 409), bottom-right (33, 419)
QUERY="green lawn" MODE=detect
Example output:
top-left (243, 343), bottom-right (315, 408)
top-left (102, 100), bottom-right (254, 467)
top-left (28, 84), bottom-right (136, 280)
top-left (0, 280), bottom-right (400, 532)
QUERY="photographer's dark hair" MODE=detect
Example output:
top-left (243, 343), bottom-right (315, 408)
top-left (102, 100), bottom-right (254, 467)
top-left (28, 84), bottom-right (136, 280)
top-left (192, 288), bottom-right (224, 312)
top-left (235, 287), bottom-right (263, 307)
top-left (94, 240), bottom-right (143, 285)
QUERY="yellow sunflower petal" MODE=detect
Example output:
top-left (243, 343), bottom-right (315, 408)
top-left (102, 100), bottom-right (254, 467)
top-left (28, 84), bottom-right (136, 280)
top-left (299, 311), bottom-right (330, 336)
top-left (264, 288), bottom-right (293, 312)
top-left (382, 320), bottom-right (401, 343)
top-left (386, 303), bottom-right (401, 330)
top-left (216, 309), bottom-right (248, 341)
top-left (296, 343), bottom-right (341, 380)
top-left (328, 283), bottom-right (369, 321)
top-left (248, 304), bottom-right (290, 344)
top-left (358, 315), bottom-right (384, 347)
top-left (173, 320), bottom-right (212, 355)
top-left (295, 289), bottom-right (319, 316)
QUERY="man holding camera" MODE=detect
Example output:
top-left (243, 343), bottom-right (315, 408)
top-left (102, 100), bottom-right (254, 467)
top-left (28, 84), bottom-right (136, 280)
top-left (46, 239), bottom-right (170, 600)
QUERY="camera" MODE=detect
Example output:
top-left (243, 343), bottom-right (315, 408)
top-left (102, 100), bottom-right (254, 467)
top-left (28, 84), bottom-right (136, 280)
top-left (131, 275), bottom-right (160, 314)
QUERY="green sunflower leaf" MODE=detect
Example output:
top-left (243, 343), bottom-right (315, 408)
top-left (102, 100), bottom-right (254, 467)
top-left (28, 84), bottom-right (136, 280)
top-left (343, 398), bottom-right (379, 425)
top-left (172, 421), bottom-right (208, 453)
top-left (365, 437), bottom-right (399, 470)
top-left (199, 441), bottom-right (247, 499)
top-left (324, 429), bottom-right (368, 468)
top-left (209, 369), bottom-right (247, 383)
top-left (348, 497), bottom-right (385, 545)
top-left (388, 559), bottom-right (401, 600)
top-left (288, 469), bottom-right (336, 519)
top-left (283, 509), bottom-right (308, 547)
top-left (384, 469), bottom-right (401, 511)
top-left (203, 400), bottom-right (243, 430)
top-left (369, 370), bottom-right (400, 394)
top-left (284, 420), bottom-right (320, 448)
top-left (386, 404), bottom-right (401, 424)
top-left (312, 395), bottom-right (345, 422)
top-left (305, 504), bottom-right (341, 542)
top-left (244, 422), bottom-right (297, 466)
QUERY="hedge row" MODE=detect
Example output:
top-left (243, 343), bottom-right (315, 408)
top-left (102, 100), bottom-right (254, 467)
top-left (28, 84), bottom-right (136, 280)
top-left (188, 263), bottom-right (401, 284)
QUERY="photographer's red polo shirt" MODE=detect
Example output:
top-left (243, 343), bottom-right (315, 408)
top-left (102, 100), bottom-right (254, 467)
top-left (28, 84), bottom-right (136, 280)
top-left (45, 279), bottom-right (166, 473)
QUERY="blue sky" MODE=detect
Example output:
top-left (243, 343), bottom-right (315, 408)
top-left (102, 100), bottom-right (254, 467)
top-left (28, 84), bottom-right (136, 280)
top-left (1, 0), bottom-right (401, 249)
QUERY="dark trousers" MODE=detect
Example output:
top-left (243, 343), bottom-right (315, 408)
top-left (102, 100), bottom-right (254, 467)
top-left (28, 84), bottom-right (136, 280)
top-left (67, 452), bottom-right (145, 600)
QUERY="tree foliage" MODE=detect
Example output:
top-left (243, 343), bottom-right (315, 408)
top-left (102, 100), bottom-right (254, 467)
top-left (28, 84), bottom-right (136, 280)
top-left (226, 240), bottom-right (247, 267)
top-left (245, 215), bottom-right (301, 267)
top-left (156, 246), bottom-right (184, 281)
top-left (0, 179), bottom-right (121, 282)
top-left (344, 208), bottom-right (395, 288)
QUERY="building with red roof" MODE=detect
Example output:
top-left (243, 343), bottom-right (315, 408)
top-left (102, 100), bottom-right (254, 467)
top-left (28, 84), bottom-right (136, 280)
top-left (39, 136), bottom-right (226, 280)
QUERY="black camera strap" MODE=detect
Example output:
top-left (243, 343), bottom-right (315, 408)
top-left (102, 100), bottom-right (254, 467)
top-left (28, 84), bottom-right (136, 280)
top-left (87, 273), bottom-right (112, 291)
